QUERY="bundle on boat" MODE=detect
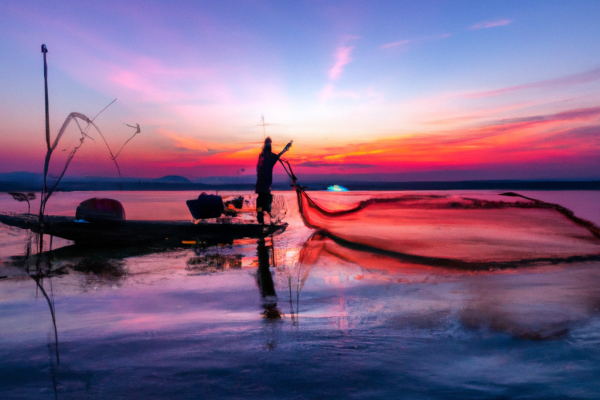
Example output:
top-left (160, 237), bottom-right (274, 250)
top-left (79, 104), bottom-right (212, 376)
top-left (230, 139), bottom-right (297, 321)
top-left (295, 189), bottom-right (600, 267)
top-left (186, 193), bottom-right (225, 220)
top-left (76, 198), bottom-right (125, 224)
top-left (186, 193), bottom-right (248, 220)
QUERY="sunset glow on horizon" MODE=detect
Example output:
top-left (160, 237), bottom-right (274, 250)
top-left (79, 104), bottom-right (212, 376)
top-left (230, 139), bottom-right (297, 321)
top-left (1, 0), bottom-right (599, 181)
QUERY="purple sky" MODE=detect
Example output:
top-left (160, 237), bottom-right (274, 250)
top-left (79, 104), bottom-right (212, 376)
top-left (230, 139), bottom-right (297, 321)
top-left (1, 0), bottom-right (599, 180)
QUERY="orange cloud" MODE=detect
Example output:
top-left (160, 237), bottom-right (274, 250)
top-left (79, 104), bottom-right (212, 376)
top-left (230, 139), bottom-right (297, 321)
top-left (284, 106), bottom-right (600, 172)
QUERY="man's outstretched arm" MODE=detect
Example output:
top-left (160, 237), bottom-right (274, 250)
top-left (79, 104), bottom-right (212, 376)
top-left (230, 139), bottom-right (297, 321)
top-left (277, 140), bottom-right (293, 158)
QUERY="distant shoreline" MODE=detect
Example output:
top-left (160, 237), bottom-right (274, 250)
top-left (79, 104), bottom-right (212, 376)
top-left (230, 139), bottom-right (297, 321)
top-left (2, 180), bottom-right (600, 192)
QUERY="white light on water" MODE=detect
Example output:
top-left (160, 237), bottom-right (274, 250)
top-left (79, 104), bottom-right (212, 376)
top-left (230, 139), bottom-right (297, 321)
top-left (327, 185), bottom-right (348, 192)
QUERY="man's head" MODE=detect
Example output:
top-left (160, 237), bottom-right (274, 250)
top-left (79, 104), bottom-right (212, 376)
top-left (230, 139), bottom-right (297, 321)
top-left (263, 137), bottom-right (272, 152)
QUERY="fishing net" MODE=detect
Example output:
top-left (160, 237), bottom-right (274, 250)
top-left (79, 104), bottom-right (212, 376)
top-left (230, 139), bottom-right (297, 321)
top-left (244, 194), bottom-right (290, 223)
top-left (295, 189), bottom-right (600, 268)
top-left (270, 195), bottom-right (290, 224)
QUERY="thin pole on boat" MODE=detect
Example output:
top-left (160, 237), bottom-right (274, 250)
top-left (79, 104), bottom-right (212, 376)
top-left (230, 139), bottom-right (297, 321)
top-left (37, 44), bottom-right (51, 263)
top-left (42, 44), bottom-right (50, 152)
top-left (39, 44), bottom-right (50, 229)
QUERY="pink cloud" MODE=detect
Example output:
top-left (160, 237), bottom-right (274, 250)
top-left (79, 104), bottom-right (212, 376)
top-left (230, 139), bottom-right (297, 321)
top-left (105, 61), bottom-right (232, 105)
top-left (329, 45), bottom-right (354, 80)
top-left (470, 19), bottom-right (513, 30)
top-left (320, 37), bottom-right (359, 102)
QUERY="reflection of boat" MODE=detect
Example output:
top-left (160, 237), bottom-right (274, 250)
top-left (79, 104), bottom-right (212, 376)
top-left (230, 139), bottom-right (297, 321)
top-left (0, 212), bottom-right (287, 247)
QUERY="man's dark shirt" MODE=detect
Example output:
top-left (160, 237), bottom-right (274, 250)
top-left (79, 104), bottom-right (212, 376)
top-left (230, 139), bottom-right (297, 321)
top-left (256, 151), bottom-right (280, 193)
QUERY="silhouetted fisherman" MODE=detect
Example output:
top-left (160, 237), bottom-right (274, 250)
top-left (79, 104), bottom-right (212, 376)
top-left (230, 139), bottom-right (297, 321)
top-left (255, 137), bottom-right (292, 224)
top-left (256, 238), bottom-right (281, 319)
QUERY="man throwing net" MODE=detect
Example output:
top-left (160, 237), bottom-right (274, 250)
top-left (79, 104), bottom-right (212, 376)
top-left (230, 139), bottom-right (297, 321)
top-left (255, 137), bottom-right (292, 224)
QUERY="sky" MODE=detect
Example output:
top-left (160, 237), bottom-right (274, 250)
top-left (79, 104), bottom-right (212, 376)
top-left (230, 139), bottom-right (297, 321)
top-left (0, 0), bottom-right (599, 181)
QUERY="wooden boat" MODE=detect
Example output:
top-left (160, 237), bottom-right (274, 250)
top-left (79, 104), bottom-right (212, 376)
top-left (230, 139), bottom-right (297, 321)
top-left (0, 212), bottom-right (287, 247)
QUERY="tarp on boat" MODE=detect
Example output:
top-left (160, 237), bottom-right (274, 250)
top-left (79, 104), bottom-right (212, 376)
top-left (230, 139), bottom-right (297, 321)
top-left (295, 189), bottom-right (600, 267)
top-left (76, 198), bottom-right (125, 223)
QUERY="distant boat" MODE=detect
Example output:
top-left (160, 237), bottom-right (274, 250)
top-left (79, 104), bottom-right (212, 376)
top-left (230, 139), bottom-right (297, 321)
top-left (327, 185), bottom-right (348, 192)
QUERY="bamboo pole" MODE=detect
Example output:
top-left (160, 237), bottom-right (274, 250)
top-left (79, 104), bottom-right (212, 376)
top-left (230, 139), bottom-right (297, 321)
top-left (40, 44), bottom-right (49, 227)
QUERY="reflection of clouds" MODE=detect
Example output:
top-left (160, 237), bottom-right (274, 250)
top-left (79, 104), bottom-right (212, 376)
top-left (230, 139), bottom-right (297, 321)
top-left (297, 232), bottom-right (600, 339)
top-left (459, 263), bottom-right (600, 339)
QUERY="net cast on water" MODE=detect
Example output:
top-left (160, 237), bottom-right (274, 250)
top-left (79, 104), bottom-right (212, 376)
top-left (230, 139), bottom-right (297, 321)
top-left (279, 160), bottom-right (600, 269)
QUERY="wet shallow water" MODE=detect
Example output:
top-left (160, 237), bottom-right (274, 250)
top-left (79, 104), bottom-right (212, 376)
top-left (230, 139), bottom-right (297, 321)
top-left (1, 190), bottom-right (600, 399)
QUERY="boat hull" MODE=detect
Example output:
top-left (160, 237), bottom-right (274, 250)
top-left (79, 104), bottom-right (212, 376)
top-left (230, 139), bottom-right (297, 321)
top-left (0, 213), bottom-right (287, 247)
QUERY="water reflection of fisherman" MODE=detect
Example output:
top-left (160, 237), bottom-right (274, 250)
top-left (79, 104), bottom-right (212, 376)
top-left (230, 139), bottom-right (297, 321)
top-left (255, 137), bottom-right (292, 224)
top-left (256, 238), bottom-right (282, 319)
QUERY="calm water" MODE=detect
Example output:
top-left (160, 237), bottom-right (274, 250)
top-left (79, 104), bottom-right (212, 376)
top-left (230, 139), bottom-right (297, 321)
top-left (1, 190), bottom-right (600, 399)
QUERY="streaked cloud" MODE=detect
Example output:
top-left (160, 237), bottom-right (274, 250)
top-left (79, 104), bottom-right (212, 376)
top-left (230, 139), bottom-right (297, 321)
top-left (380, 33), bottom-right (450, 50)
top-left (160, 130), bottom-right (239, 157)
top-left (465, 66), bottom-right (600, 98)
top-left (297, 161), bottom-right (375, 169)
top-left (289, 106), bottom-right (600, 171)
top-left (380, 39), bottom-right (410, 50)
top-left (470, 19), bottom-right (513, 30)
top-left (492, 107), bottom-right (600, 126)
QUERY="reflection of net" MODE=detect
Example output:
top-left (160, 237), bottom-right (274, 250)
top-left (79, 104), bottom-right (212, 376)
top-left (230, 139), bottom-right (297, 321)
top-left (274, 243), bottom-right (310, 292)
top-left (270, 195), bottom-right (289, 224)
top-left (243, 194), bottom-right (289, 223)
top-left (296, 189), bottom-right (600, 267)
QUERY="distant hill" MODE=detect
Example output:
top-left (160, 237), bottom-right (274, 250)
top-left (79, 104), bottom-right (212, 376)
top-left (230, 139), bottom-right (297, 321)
top-left (0, 171), bottom-right (42, 182)
top-left (2, 170), bottom-right (600, 192)
top-left (195, 175), bottom-right (256, 185)
top-left (154, 175), bottom-right (191, 183)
